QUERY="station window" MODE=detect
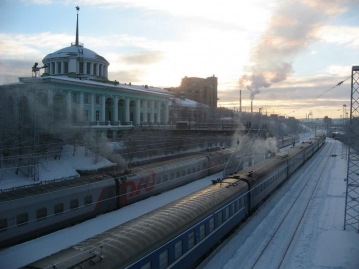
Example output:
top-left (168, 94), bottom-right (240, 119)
top-left (0, 219), bottom-right (7, 232)
top-left (36, 208), bottom-right (47, 220)
top-left (87, 62), bottom-right (91, 74)
top-left (17, 213), bottom-right (28, 226)
top-left (93, 63), bottom-right (97, 75)
top-left (159, 249), bottom-right (168, 269)
top-left (64, 62), bottom-right (68, 74)
top-left (84, 93), bottom-right (89, 104)
top-left (188, 231), bottom-right (195, 250)
top-left (70, 199), bottom-right (79, 210)
top-left (175, 240), bottom-right (183, 260)
top-left (54, 203), bottom-right (64, 215)
top-left (85, 195), bottom-right (92, 205)
top-left (96, 111), bottom-right (100, 121)
top-left (57, 62), bottom-right (61, 74)
top-left (95, 95), bottom-right (100, 105)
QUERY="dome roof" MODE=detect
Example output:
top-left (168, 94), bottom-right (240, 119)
top-left (43, 44), bottom-right (109, 65)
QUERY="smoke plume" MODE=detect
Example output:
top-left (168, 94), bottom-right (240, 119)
top-left (239, 0), bottom-right (349, 99)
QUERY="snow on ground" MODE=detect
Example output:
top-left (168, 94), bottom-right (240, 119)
top-left (199, 138), bottom-right (359, 269)
top-left (2, 132), bottom-right (356, 269)
top-left (0, 145), bottom-right (116, 190)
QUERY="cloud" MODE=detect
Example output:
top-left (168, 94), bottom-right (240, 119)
top-left (316, 25), bottom-right (359, 48)
top-left (0, 59), bottom-right (35, 84)
top-left (109, 69), bottom-right (147, 84)
top-left (238, 0), bottom-right (350, 100)
top-left (120, 51), bottom-right (164, 65)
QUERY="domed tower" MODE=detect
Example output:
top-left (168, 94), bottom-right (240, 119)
top-left (42, 6), bottom-right (109, 80)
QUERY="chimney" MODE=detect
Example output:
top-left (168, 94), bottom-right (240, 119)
top-left (251, 100), bottom-right (253, 114)
top-left (240, 90), bottom-right (242, 112)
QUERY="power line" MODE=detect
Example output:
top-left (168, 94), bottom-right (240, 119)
top-left (291, 76), bottom-right (351, 115)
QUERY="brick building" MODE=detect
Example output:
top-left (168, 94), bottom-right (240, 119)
top-left (167, 75), bottom-right (218, 108)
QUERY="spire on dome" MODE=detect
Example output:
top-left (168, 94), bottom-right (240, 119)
top-left (75, 6), bottom-right (80, 46)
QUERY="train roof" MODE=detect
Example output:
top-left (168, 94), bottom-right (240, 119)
top-left (24, 178), bottom-right (248, 269)
top-left (1, 149), bottom-right (233, 202)
top-left (0, 174), bottom-right (113, 203)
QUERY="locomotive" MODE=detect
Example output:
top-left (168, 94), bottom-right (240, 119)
top-left (22, 134), bottom-right (326, 269)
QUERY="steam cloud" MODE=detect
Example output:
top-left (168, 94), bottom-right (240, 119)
top-left (239, 0), bottom-right (349, 100)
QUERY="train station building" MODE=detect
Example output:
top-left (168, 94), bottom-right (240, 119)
top-left (0, 8), bottom-right (173, 140)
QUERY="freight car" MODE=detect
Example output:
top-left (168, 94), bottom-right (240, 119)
top-left (0, 148), bottom-right (235, 248)
top-left (22, 135), bottom-right (325, 269)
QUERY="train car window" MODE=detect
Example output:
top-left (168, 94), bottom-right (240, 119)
top-left (209, 218), bottom-right (214, 233)
top-left (157, 177), bottom-right (161, 184)
top-left (84, 195), bottom-right (92, 205)
top-left (16, 213), bottom-right (28, 226)
top-left (230, 203), bottom-right (234, 216)
top-left (176, 171), bottom-right (180, 178)
top-left (199, 224), bottom-right (205, 241)
top-left (163, 175), bottom-right (168, 182)
top-left (140, 261), bottom-right (151, 269)
top-left (54, 203), bottom-right (64, 215)
top-left (70, 199), bottom-right (79, 210)
top-left (187, 168), bottom-right (191, 175)
top-left (181, 170), bottom-right (185, 177)
top-left (217, 211), bottom-right (223, 226)
top-left (188, 231), bottom-right (195, 250)
top-left (175, 240), bottom-right (183, 260)
top-left (170, 173), bottom-right (174, 180)
top-left (36, 208), bottom-right (47, 220)
top-left (0, 219), bottom-right (7, 231)
top-left (197, 166), bottom-right (200, 172)
top-left (192, 167), bottom-right (195, 173)
top-left (159, 249), bottom-right (169, 269)
top-left (225, 207), bottom-right (230, 221)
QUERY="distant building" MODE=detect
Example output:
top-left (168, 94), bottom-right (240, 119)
top-left (166, 75), bottom-right (218, 108)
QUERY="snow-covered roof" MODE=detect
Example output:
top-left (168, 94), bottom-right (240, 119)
top-left (18, 76), bottom-right (173, 98)
top-left (43, 44), bottom-right (109, 64)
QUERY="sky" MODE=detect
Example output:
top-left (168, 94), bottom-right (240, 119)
top-left (1, 0), bottom-right (359, 119)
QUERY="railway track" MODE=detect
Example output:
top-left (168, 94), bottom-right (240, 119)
top-left (249, 140), bottom-right (336, 269)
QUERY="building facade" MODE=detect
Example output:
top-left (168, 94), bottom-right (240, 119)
top-left (0, 8), bottom-right (173, 140)
top-left (167, 76), bottom-right (218, 108)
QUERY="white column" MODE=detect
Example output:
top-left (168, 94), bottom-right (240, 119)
top-left (79, 92), bottom-right (84, 120)
top-left (143, 100), bottom-right (147, 123)
top-left (165, 102), bottom-right (169, 123)
top-left (150, 100), bottom-right (154, 123)
top-left (91, 94), bottom-right (95, 121)
top-left (67, 91), bottom-right (72, 120)
top-left (136, 99), bottom-right (140, 125)
top-left (157, 102), bottom-right (161, 123)
top-left (114, 96), bottom-right (119, 121)
top-left (101, 95), bottom-right (106, 121)
top-left (125, 98), bottom-right (130, 122)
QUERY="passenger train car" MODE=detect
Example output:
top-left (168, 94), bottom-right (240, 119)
top-left (22, 135), bottom-right (326, 269)
top-left (0, 148), bottom-right (235, 248)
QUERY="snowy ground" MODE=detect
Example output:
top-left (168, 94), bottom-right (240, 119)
top-left (199, 138), bottom-right (359, 269)
top-left (1, 134), bottom-right (357, 268)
